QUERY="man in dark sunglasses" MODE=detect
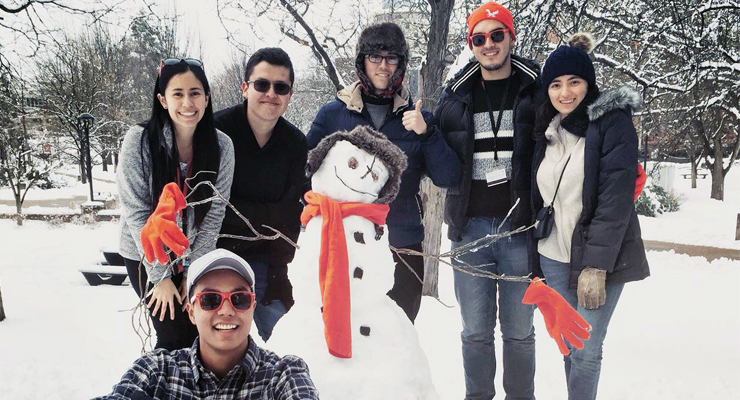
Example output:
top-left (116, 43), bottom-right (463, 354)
top-left (214, 48), bottom-right (307, 343)
top-left (434, 2), bottom-right (546, 399)
top-left (98, 249), bottom-right (318, 399)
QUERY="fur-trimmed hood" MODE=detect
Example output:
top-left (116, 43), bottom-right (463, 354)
top-left (588, 85), bottom-right (642, 121)
top-left (534, 85), bottom-right (642, 140)
top-left (337, 81), bottom-right (411, 115)
top-left (307, 125), bottom-right (408, 204)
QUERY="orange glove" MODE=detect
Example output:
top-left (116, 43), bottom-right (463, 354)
top-left (635, 163), bottom-right (646, 201)
top-left (522, 278), bottom-right (591, 355)
top-left (140, 182), bottom-right (189, 264)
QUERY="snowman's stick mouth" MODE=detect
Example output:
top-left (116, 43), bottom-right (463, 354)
top-left (334, 166), bottom-right (379, 198)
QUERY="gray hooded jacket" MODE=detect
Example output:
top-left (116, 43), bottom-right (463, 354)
top-left (117, 123), bottom-right (234, 285)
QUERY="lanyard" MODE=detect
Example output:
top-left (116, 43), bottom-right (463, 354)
top-left (482, 76), bottom-right (511, 161)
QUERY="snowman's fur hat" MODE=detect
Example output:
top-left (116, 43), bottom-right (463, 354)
top-left (308, 125), bottom-right (408, 205)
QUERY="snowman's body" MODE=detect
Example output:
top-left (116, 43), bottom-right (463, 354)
top-left (268, 133), bottom-right (439, 399)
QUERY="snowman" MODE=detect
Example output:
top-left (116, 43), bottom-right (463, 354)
top-left (268, 125), bottom-right (440, 399)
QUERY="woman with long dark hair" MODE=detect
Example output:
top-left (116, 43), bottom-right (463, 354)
top-left (117, 59), bottom-right (234, 350)
top-left (531, 33), bottom-right (650, 399)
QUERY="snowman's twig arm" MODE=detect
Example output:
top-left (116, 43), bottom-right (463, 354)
top-left (185, 180), bottom-right (300, 247)
top-left (184, 179), bottom-right (534, 284)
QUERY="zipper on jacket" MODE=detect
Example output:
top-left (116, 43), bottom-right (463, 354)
top-left (415, 193), bottom-right (424, 222)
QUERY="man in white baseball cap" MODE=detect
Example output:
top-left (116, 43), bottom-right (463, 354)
top-left (98, 249), bottom-right (318, 399)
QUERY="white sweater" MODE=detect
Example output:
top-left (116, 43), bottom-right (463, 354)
top-left (536, 114), bottom-right (586, 263)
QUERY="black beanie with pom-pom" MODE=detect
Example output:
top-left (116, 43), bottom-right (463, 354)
top-left (541, 32), bottom-right (596, 90)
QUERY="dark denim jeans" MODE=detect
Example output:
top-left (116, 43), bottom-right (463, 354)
top-left (387, 242), bottom-right (425, 323)
top-left (452, 217), bottom-right (536, 400)
top-left (249, 259), bottom-right (288, 342)
top-left (539, 255), bottom-right (624, 400)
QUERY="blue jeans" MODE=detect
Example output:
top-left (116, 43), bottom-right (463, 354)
top-left (452, 217), bottom-right (536, 400)
top-left (539, 255), bottom-right (624, 400)
top-left (249, 259), bottom-right (288, 342)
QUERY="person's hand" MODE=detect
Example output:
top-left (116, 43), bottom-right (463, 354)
top-left (578, 267), bottom-right (607, 309)
top-left (147, 278), bottom-right (182, 321)
top-left (141, 182), bottom-right (189, 264)
top-left (522, 277), bottom-right (591, 355)
top-left (402, 99), bottom-right (428, 135)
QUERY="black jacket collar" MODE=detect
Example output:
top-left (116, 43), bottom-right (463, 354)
top-left (445, 54), bottom-right (541, 101)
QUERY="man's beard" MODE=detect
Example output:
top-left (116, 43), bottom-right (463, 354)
top-left (481, 49), bottom-right (511, 72)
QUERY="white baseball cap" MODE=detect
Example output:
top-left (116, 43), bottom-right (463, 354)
top-left (186, 249), bottom-right (255, 298)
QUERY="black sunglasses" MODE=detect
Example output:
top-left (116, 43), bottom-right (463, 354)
top-left (365, 54), bottom-right (400, 65)
top-left (247, 79), bottom-right (292, 96)
top-left (192, 290), bottom-right (254, 312)
top-left (470, 29), bottom-right (509, 47)
top-left (158, 58), bottom-right (204, 76)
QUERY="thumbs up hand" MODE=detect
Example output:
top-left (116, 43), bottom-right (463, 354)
top-left (402, 99), bottom-right (428, 135)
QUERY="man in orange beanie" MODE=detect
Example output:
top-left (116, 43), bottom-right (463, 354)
top-left (435, 2), bottom-right (545, 399)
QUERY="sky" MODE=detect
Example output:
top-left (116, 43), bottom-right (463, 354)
top-left (0, 0), bottom-right (388, 76)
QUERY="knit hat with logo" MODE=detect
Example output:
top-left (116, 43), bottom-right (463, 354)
top-left (466, 2), bottom-right (516, 49)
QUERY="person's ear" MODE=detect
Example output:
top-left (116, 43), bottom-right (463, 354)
top-left (241, 81), bottom-right (249, 101)
top-left (186, 302), bottom-right (196, 324)
top-left (157, 93), bottom-right (168, 110)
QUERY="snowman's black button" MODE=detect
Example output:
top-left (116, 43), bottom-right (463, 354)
top-left (353, 231), bottom-right (365, 244)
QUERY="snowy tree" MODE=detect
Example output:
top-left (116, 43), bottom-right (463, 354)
top-left (0, 68), bottom-right (56, 225)
top-left (209, 53), bottom-right (248, 112)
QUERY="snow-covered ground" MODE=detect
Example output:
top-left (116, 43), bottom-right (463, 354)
top-left (0, 163), bottom-right (738, 399)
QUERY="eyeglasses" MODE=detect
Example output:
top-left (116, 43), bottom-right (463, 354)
top-left (191, 290), bottom-right (255, 312)
top-left (470, 29), bottom-right (509, 47)
top-left (158, 58), bottom-right (204, 76)
top-left (247, 79), bottom-right (292, 96)
top-left (365, 54), bottom-right (400, 65)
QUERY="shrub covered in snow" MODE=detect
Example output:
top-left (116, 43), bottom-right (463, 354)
top-left (636, 184), bottom-right (683, 217)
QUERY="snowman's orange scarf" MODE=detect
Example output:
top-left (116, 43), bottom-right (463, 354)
top-left (301, 190), bottom-right (390, 358)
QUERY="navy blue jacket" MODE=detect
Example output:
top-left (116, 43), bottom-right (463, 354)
top-left (532, 86), bottom-right (650, 288)
top-left (307, 82), bottom-right (462, 248)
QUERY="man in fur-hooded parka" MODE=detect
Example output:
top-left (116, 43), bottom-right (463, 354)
top-left (306, 22), bottom-right (461, 323)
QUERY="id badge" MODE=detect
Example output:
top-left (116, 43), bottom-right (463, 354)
top-left (486, 168), bottom-right (509, 187)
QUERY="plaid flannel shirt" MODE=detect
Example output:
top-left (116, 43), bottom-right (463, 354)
top-left (96, 336), bottom-right (318, 400)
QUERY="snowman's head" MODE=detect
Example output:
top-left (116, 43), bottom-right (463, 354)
top-left (308, 125), bottom-right (407, 204)
top-left (312, 140), bottom-right (389, 203)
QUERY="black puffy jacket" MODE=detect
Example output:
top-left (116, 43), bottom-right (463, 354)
top-left (435, 55), bottom-right (545, 242)
top-left (532, 86), bottom-right (650, 288)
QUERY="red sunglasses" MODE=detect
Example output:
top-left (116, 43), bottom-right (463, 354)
top-left (191, 290), bottom-right (254, 312)
top-left (470, 29), bottom-right (510, 47)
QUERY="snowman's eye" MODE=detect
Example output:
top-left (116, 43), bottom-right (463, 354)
top-left (371, 171), bottom-right (378, 181)
top-left (348, 157), bottom-right (358, 169)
